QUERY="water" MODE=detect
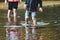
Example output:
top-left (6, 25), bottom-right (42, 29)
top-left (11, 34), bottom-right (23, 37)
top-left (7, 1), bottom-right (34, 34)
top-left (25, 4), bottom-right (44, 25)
top-left (0, 22), bottom-right (60, 40)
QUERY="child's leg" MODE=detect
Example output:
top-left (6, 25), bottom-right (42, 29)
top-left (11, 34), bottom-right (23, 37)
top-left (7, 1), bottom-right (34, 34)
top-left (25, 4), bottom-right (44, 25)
top-left (25, 10), bottom-right (30, 24)
top-left (7, 10), bottom-right (12, 24)
top-left (13, 9), bottom-right (17, 25)
top-left (31, 12), bottom-right (36, 28)
top-left (8, 2), bottom-right (13, 25)
top-left (13, 2), bottom-right (18, 25)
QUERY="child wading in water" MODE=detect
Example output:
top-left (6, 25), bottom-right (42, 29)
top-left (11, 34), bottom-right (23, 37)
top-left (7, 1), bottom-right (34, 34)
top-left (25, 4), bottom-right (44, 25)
top-left (5, 0), bottom-right (22, 25)
top-left (24, 0), bottom-right (43, 40)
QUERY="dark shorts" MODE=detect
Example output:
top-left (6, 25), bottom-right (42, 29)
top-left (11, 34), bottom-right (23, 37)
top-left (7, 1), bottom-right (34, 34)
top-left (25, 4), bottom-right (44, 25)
top-left (8, 2), bottom-right (18, 10)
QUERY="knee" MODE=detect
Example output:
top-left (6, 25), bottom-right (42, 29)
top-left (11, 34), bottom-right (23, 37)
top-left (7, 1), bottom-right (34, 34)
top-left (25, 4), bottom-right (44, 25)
top-left (13, 9), bottom-right (17, 13)
top-left (32, 17), bottom-right (36, 20)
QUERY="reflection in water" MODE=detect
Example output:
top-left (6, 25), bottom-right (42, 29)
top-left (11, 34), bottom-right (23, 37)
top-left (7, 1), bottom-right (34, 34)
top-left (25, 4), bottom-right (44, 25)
top-left (32, 28), bottom-right (37, 40)
top-left (25, 27), bottom-right (37, 40)
top-left (6, 27), bottom-right (40, 40)
top-left (5, 25), bottom-right (59, 40)
top-left (25, 27), bottom-right (30, 40)
top-left (39, 34), bottom-right (43, 40)
top-left (6, 27), bottom-right (20, 40)
top-left (6, 27), bottom-right (41, 40)
top-left (6, 28), bottom-right (10, 40)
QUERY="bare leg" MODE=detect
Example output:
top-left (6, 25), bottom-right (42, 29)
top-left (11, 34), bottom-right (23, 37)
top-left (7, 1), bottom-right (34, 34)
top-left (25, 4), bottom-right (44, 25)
top-left (7, 10), bottom-right (12, 24)
top-left (25, 10), bottom-right (30, 24)
top-left (13, 9), bottom-right (17, 25)
top-left (25, 16), bottom-right (29, 24)
top-left (32, 16), bottom-right (36, 28)
top-left (31, 12), bottom-right (36, 28)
